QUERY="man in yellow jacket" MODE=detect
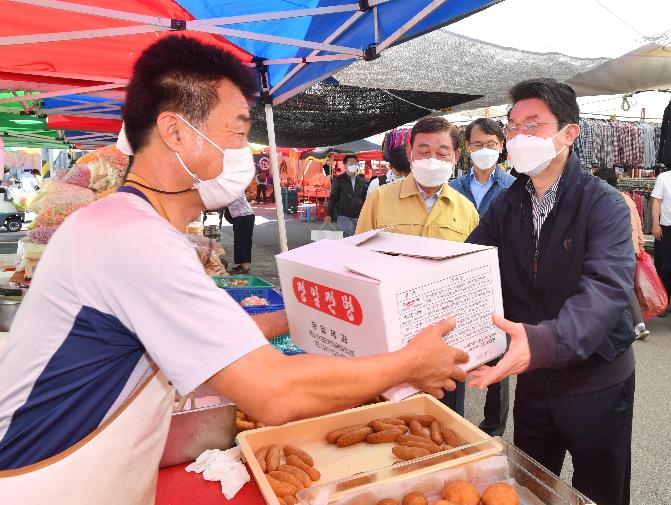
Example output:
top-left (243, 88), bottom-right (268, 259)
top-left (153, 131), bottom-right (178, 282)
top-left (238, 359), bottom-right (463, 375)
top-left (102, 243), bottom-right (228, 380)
top-left (356, 116), bottom-right (479, 414)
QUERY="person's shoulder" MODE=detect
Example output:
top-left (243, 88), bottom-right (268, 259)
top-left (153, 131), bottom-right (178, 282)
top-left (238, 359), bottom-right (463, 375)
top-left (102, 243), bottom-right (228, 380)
top-left (445, 185), bottom-right (477, 213)
top-left (448, 174), bottom-right (467, 191)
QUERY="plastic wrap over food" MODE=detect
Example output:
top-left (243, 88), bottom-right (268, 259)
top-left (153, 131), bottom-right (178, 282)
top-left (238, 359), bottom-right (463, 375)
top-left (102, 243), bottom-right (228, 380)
top-left (28, 225), bottom-right (60, 245)
top-left (76, 145), bottom-right (128, 193)
top-left (29, 181), bottom-right (95, 215)
top-left (54, 165), bottom-right (91, 189)
top-left (185, 235), bottom-right (228, 277)
top-left (15, 237), bottom-right (47, 272)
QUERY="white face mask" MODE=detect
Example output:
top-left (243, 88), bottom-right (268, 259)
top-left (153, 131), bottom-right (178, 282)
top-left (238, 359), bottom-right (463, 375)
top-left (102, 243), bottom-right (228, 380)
top-left (174, 114), bottom-right (255, 210)
top-left (411, 157), bottom-right (454, 187)
top-left (345, 163), bottom-right (358, 175)
top-left (507, 125), bottom-right (569, 176)
top-left (470, 148), bottom-right (500, 171)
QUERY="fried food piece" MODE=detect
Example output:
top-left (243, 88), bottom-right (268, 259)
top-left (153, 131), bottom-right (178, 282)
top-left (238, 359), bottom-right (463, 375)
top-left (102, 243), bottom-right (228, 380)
top-left (326, 424), bottom-right (367, 444)
top-left (376, 417), bottom-right (406, 426)
top-left (282, 495), bottom-right (298, 505)
top-left (440, 425), bottom-right (461, 447)
top-left (441, 445), bottom-right (467, 458)
top-left (402, 492), bottom-right (428, 505)
top-left (236, 419), bottom-right (256, 431)
top-left (276, 497), bottom-right (287, 505)
top-left (266, 474), bottom-right (298, 497)
top-left (399, 434), bottom-right (440, 447)
top-left (376, 499), bottom-right (398, 505)
top-left (336, 427), bottom-right (374, 447)
top-left (237, 410), bottom-right (246, 419)
top-left (481, 482), bottom-right (519, 505)
top-left (277, 464), bottom-right (311, 488)
top-left (268, 471), bottom-right (305, 490)
top-left (286, 455), bottom-right (321, 481)
top-left (266, 445), bottom-right (281, 473)
top-left (400, 440), bottom-right (442, 454)
top-left (441, 481), bottom-right (480, 505)
top-left (366, 429), bottom-right (403, 444)
top-left (392, 445), bottom-right (431, 460)
top-left (283, 445), bottom-right (314, 467)
top-left (255, 422), bottom-right (267, 429)
top-left (369, 420), bottom-right (410, 433)
top-left (397, 415), bottom-right (415, 425)
top-left (414, 415), bottom-right (434, 427)
top-left (409, 419), bottom-right (430, 438)
top-left (433, 501), bottom-right (458, 505)
top-left (429, 421), bottom-right (444, 446)
top-left (254, 446), bottom-right (269, 472)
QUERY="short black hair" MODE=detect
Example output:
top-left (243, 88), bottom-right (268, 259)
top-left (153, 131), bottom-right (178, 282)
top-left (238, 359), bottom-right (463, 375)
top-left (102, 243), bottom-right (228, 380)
top-left (123, 35), bottom-right (257, 153)
top-left (593, 167), bottom-right (618, 188)
top-left (465, 118), bottom-right (505, 144)
top-left (410, 117), bottom-right (460, 151)
top-left (509, 78), bottom-right (579, 128)
top-left (388, 145), bottom-right (410, 174)
top-left (343, 154), bottom-right (358, 164)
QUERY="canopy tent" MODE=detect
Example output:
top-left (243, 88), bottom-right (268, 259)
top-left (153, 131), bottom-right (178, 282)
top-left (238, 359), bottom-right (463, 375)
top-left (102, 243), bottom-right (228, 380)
top-left (567, 43), bottom-right (671, 97)
top-left (333, 30), bottom-right (609, 111)
top-left (300, 139), bottom-right (382, 160)
top-left (249, 82), bottom-right (479, 147)
top-left (0, 0), bottom-right (498, 251)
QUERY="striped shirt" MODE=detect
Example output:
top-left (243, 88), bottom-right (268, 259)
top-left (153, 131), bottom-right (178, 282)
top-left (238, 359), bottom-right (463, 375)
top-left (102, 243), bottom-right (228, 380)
top-left (525, 175), bottom-right (562, 247)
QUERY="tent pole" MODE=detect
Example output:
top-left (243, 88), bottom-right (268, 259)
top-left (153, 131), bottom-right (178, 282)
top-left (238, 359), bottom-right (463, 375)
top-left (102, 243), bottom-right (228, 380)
top-left (264, 103), bottom-right (288, 253)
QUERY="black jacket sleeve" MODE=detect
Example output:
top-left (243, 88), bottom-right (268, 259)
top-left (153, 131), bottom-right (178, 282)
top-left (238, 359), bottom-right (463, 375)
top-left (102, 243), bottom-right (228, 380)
top-left (327, 177), bottom-right (340, 218)
top-left (525, 189), bottom-right (635, 370)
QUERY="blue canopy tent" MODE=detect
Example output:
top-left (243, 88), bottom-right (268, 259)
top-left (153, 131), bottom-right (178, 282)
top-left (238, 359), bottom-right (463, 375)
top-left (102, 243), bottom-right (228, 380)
top-left (0, 0), bottom-right (499, 250)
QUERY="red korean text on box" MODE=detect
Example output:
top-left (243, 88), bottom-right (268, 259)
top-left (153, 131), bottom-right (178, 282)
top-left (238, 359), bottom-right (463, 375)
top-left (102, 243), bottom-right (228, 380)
top-left (292, 277), bottom-right (363, 325)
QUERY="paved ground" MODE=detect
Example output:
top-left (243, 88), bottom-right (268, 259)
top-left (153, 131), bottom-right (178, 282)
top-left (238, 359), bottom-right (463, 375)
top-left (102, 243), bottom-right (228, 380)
top-left (212, 203), bottom-right (671, 505)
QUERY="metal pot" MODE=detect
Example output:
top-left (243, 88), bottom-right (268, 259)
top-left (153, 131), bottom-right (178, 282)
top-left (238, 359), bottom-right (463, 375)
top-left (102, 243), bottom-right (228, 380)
top-left (0, 298), bottom-right (20, 332)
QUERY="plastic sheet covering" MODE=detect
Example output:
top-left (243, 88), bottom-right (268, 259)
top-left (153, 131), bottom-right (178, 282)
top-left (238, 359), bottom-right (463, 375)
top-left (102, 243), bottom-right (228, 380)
top-left (249, 83), bottom-right (480, 148)
top-left (335, 30), bottom-right (607, 112)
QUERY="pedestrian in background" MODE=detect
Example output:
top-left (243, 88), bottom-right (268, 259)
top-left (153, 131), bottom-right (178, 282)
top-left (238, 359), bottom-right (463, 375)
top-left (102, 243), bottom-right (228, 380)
top-left (227, 194), bottom-right (255, 274)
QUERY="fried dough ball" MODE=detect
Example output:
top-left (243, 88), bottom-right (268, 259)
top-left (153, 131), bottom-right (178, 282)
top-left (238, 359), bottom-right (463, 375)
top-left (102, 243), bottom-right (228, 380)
top-left (441, 480), bottom-right (480, 505)
top-left (481, 482), bottom-right (519, 505)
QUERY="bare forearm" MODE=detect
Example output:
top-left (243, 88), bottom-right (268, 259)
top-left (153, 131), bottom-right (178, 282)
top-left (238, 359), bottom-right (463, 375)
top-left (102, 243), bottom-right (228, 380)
top-left (652, 199), bottom-right (661, 227)
top-left (210, 347), bottom-right (415, 425)
top-left (251, 310), bottom-right (289, 340)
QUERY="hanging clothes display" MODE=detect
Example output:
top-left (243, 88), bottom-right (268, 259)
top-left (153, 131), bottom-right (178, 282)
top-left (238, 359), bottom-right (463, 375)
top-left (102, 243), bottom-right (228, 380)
top-left (574, 118), bottom-right (662, 170)
top-left (381, 128), bottom-right (411, 161)
top-left (658, 98), bottom-right (671, 168)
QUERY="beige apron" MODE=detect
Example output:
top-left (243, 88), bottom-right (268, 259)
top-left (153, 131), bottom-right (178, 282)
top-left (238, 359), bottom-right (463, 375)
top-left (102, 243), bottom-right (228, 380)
top-left (0, 371), bottom-right (174, 505)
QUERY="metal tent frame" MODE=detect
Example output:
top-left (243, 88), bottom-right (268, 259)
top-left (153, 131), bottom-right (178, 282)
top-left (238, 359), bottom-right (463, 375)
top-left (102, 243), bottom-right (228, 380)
top-left (1, 0), bottom-right (497, 251)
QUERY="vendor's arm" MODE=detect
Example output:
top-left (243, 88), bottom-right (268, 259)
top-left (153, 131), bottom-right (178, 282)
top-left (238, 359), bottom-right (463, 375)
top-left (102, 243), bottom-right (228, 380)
top-left (208, 318), bottom-right (469, 426)
top-left (354, 189), bottom-right (378, 234)
top-left (469, 190), bottom-right (635, 388)
top-left (251, 310), bottom-right (289, 340)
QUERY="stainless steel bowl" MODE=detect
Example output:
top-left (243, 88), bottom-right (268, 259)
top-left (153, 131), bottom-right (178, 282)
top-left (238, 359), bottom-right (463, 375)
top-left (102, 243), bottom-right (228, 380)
top-left (159, 403), bottom-right (237, 468)
top-left (0, 299), bottom-right (20, 332)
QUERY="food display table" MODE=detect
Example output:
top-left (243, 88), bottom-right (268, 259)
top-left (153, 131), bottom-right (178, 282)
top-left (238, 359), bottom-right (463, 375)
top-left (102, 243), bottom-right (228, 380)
top-left (156, 464), bottom-right (265, 505)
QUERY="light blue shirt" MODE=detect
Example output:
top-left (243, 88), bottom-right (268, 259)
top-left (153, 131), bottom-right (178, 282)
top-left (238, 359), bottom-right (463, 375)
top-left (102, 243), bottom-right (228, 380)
top-left (416, 182), bottom-right (440, 213)
top-left (469, 169), bottom-right (495, 210)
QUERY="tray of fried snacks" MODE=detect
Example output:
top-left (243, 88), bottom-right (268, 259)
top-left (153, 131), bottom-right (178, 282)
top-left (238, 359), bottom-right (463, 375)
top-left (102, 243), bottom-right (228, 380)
top-left (297, 439), bottom-right (595, 505)
top-left (236, 394), bottom-right (499, 505)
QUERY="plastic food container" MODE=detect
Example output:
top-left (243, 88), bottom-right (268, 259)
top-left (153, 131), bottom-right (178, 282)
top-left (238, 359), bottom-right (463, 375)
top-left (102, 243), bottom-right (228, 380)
top-left (236, 394), bottom-right (497, 505)
top-left (212, 275), bottom-right (273, 289)
top-left (225, 287), bottom-right (284, 315)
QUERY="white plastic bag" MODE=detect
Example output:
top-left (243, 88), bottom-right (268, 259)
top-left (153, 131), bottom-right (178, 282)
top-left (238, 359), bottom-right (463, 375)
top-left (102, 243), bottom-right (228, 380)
top-left (311, 223), bottom-right (343, 241)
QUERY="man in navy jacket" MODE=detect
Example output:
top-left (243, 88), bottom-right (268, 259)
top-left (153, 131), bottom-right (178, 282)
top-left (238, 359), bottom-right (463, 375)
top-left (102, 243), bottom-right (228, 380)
top-left (468, 79), bottom-right (635, 505)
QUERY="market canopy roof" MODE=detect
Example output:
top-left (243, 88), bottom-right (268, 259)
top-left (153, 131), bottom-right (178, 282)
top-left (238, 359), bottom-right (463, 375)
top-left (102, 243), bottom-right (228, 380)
top-left (333, 30), bottom-right (609, 111)
top-left (567, 43), bottom-right (671, 97)
top-left (249, 83), bottom-right (479, 147)
top-left (0, 0), bottom-right (498, 147)
top-left (300, 138), bottom-right (382, 160)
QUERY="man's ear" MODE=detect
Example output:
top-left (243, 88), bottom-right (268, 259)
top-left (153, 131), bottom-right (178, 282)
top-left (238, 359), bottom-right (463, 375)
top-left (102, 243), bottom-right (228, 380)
top-left (564, 123), bottom-right (581, 146)
top-left (156, 112), bottom-right (189, 152)
top-left (405, 143), bottom-right (412, 163)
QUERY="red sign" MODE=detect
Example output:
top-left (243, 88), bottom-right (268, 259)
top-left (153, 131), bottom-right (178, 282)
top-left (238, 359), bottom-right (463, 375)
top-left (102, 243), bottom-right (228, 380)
top-left (292, 277), bottom-right (363, 325)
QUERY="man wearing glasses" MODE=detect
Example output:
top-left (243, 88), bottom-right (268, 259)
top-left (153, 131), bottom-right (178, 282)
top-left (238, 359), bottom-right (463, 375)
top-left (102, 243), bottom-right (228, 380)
top-left (449, 118), bottom-right (515, 439)
top-left (468, 79), bottom-right (635, 505)
top-left (450, 118), bottom-right (515, 217)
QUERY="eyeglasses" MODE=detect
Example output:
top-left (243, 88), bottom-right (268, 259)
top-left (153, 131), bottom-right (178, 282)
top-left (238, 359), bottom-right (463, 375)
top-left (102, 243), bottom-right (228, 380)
top-left (470, 141), bottom-right (500, 150)
top-left (505, 119), bottom-right (558, 137)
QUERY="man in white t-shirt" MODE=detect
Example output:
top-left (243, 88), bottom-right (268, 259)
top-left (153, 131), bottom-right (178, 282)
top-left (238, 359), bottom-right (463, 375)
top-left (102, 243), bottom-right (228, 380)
top-left (652, 169), bottom-right (671, 300)
top-left (0, 35), bottom-right (468, 479)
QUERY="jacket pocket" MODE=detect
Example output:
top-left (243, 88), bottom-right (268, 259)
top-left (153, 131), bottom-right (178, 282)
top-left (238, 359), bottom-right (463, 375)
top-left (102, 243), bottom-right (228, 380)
top-left (434, 219), bottom-right (470, 240)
